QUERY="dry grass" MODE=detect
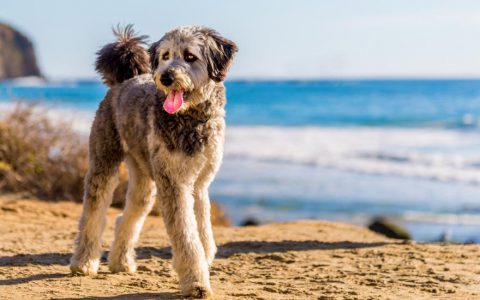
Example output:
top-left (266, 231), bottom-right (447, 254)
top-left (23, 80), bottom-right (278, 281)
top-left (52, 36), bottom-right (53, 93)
top-left (0, 103), bottom-right (88, 200)
top-left (0, 102), bottom-right (230, 225)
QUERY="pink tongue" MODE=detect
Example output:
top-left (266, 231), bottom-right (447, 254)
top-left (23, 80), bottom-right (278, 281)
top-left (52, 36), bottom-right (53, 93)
top-left (163, 90), bottom-right (184, 114)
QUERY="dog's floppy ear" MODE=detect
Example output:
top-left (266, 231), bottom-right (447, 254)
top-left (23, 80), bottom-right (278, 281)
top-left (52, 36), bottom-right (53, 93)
top-left (202, 29), bottom-right (238, 82)
top-left (148, 40), bottom-right (161, 71)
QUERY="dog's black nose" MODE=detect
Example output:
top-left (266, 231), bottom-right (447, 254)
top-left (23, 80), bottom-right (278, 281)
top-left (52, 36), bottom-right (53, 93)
top-left (160, 72), bottom-right (174, 87)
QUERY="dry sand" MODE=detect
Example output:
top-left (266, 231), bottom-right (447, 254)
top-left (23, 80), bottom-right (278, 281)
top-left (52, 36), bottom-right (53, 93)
top-left (0, 195), bottom-right (480, 299)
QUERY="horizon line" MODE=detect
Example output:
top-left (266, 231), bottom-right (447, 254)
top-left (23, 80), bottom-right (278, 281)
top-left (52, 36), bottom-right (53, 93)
top-left (5, 75), bottom-right (480, 83)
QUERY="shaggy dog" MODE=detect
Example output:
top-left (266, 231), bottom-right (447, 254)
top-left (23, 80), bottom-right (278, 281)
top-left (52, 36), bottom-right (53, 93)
top-left (69, 25), bottom-right (237, 298)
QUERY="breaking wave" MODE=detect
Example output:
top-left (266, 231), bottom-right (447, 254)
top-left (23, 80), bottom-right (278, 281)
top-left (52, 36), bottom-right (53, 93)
top-left (224, 126), bottom-right (480, 184)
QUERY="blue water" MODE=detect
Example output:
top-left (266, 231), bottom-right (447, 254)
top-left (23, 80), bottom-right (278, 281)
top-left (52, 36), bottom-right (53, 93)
top-left (2, 78), bottom-right (480, 242)
top-left (227, 80), bottom-right (480, 127)
top-left (3, 79), bottom-right (480, 127)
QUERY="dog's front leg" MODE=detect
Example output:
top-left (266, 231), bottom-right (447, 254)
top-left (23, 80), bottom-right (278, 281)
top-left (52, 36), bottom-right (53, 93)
top-left (193, 187), bottom-right (216, 266)
top-left (157, 175), bottom-right (212, 298)
top-left (194, 162), bottom-right (220, 266)
top-left (194, 136), bottom-right (224, 267)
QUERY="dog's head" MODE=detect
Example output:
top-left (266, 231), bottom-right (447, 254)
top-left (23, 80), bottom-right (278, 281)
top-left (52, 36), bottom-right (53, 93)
top-left (149, 26), bottom-right (238, 114)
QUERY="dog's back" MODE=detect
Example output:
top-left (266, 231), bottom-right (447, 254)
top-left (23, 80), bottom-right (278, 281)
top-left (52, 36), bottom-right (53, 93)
top-left (95, 24), bottom-right (151, 87)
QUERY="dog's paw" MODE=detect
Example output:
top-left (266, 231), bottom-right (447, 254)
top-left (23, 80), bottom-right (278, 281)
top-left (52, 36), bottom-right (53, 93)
top-left (69, 258), bottom-right (99, 276)
top-left (181, 282), bottom-right (213, 299)
top-left (108, 261), bottom-right (137, 274)
top-left (108, 256), bottom-right (137, 274)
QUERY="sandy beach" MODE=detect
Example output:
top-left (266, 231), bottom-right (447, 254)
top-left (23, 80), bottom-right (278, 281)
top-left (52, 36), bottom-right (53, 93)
top-left (0, 195), bottom-right (479, 299)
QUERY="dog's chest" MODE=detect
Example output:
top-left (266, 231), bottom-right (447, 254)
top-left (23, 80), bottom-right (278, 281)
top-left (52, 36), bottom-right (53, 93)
top-left (154, 102), bottom-right (214, 156)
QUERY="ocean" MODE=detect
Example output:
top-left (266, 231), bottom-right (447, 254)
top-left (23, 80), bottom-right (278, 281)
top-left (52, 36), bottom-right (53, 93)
top-left (2, 78), bottom-right (480, 242)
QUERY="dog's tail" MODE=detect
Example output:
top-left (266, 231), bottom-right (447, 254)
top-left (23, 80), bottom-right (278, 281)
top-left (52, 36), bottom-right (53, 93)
top-left (95, 24), bottom-right (151, 87)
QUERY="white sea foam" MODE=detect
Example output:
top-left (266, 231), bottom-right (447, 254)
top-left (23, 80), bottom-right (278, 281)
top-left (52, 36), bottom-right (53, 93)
top-left (1, 77), bottom-right (83, 88)
top-left (224, 126), bottom-right (480, 184)
top-left (0, 102), bottom-right (94, 134)
top-left (401, 211), bottom-right (480, 225)
top-left (4, 76), bottom-right (47, 87)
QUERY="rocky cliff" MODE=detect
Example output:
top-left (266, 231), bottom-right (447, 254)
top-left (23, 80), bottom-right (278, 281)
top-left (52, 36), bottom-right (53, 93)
top-left (0, 23), bottom-right (42, 80)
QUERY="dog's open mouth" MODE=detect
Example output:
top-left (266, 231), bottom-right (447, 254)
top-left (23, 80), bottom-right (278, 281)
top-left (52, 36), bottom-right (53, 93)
top-left (163, 90), bottom-right (184, 114)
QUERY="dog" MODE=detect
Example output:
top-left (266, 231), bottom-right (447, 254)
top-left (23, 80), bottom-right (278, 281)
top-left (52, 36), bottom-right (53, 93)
top-left (69, 25), bottom-right (237, 298)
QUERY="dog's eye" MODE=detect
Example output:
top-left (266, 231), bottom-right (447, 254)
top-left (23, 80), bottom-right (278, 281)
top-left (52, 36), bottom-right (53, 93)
top-left (184, 52), bottom-right (197, 63)
top-left (162, 52), bottom-right (169, 61)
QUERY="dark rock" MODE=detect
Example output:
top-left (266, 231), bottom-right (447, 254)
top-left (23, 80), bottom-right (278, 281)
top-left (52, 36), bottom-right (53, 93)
top-left (240, 217), bottom-right (260, 226)
top-left (367, 216), bottom-right (411, 240)
top-left (0, 23), bottom-right (42, 80)
top-left (437, 229), bottom-right (452, 243)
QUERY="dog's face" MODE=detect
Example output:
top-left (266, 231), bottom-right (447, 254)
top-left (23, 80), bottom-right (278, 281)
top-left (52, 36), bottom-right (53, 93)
top-left (149, 26), bottom-right (237, 114)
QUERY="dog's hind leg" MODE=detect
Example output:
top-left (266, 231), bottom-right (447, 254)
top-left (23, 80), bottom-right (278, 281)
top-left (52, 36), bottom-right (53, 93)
top-left (70, 98), bottom-right (124, 276)
top-left (70, 160), bottom-right (120, 275)
top-left (156, 175), bottom-right (212, 298)
top-left (108, 156), bottom-right (155, 273)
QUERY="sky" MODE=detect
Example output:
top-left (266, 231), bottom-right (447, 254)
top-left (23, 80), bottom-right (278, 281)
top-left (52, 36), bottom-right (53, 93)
top-left (2, 0), bottom-right (480, 79)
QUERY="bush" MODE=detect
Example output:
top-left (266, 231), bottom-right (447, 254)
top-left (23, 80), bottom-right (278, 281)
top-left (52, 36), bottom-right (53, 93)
top-left (0, 103), bottom-right (88, 200)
